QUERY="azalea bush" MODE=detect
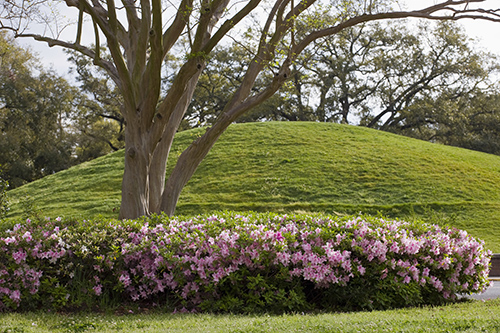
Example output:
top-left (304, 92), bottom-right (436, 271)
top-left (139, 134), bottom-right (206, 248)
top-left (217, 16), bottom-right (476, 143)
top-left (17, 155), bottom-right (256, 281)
top-left (0, 212), bottom-right (492, 313)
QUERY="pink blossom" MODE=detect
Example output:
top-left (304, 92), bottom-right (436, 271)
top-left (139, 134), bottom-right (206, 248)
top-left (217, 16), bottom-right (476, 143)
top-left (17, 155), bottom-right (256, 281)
top-left (22, 231), bottom-right (32, 242)
top-left (3, 236), bottom-right (16, 244)
top-left (93, 284), bottom-right (102, 296)
top-left (10, 290), bottom-right (21, 303)
top-left (12, 250), bottom-right (27, 264)
top-left (274, 232), bottom-right (285, 242)
top-left (390, 242), bottom-right (400, 253)
top-left (275, 251), bottom-right (291, 266)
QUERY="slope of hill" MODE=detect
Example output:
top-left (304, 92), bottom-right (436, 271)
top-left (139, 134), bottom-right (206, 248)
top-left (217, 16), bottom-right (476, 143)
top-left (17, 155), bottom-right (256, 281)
top-left (6, 122), bottom-right (500, 250)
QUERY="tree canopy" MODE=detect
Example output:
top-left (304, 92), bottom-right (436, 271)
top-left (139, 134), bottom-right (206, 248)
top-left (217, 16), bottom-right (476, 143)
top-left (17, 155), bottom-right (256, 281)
top-left (1, 0), bottom-right (500, 219)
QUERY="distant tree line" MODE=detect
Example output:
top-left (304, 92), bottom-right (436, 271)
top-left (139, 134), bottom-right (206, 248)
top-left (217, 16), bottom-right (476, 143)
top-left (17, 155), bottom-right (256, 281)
top-left (1, 19), bottom-right (499, 188)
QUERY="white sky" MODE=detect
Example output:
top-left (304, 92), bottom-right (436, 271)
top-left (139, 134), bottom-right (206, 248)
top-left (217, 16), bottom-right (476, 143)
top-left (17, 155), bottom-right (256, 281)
top-left (17, 0), bottom-right (500, 81)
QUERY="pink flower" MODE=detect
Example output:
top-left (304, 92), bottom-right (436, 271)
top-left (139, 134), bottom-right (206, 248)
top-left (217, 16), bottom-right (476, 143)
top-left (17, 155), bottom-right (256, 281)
top-left (275, 251), bottom-right (291, 266)
top-left (358, 265), bottom-right (366, 275)
top-left (10, 290), bottom-right (21, 303)
top-left (341, 259), bottom-right (351, 272)
top-left (3, 236), bottom-right (16, 244)
top-left (22, 231), bottom-right (32, 242)
top-left (93, 284), bottom-right (102, 296)
top-left (119, 274), bottom-right (132, 287)
top-left (12, 250), bottom-right (27, 264)
top-left (390, 242), bottom-right (400, 253)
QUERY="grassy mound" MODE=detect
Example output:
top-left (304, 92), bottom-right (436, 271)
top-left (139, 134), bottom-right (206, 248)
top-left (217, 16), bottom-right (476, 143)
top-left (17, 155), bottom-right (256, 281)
top-left (5, 122), bottom-right (500, 250)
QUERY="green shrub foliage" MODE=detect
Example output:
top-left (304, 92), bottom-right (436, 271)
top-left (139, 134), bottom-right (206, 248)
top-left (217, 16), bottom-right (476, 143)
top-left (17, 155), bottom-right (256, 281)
top-left (0, 212), bottom-right (492, 312)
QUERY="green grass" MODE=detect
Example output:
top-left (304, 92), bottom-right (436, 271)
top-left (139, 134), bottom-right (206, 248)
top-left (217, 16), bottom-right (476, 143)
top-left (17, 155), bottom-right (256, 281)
top-left (1, 299), bottom-right (500, 332)
top-left (6, 122), bottom-right (500, 250)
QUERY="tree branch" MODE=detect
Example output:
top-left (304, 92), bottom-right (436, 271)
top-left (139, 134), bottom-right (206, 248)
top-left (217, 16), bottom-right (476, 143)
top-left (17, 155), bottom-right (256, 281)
top-left (202, 0), bottom-right (262, 54)
top-left (293, 3), bottom-right (500, 57)
top-left (139, 0), bottom-right (164, 127)
top-left (162, 0), bottom-right (194, 58)
top-left (11, 32), bottom-right (119, 81)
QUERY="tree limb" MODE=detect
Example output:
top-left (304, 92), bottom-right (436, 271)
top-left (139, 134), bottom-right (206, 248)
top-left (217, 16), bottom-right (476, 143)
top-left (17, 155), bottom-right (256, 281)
top-left (162, 0), bottom-right (194, 57)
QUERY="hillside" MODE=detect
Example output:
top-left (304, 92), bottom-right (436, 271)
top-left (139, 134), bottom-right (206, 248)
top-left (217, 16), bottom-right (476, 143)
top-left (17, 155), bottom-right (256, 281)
top-left (6, 122), bottom-right (500, 250)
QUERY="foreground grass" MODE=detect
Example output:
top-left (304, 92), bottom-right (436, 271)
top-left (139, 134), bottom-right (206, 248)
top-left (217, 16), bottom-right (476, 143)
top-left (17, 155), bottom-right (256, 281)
top-left (1, 300), bottom-right (500, 332)
top-left (6, 122), bottom-right (500, 250)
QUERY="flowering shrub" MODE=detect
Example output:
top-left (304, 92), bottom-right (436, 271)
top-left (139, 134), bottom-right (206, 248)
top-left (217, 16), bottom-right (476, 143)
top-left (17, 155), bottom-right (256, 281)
top-left (0, 212), bottom-right (492, 312)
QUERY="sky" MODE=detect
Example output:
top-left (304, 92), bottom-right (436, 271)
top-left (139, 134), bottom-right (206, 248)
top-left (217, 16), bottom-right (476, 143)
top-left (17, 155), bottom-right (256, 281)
top-left (17, 0), bottom-right (500, 81)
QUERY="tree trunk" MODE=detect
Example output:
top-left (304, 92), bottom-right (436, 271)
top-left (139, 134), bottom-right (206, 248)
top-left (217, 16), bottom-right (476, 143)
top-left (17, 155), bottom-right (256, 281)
top-left (148, 74), bottom-right (201, 214)
top-left (160, 124), bottom-right (227, 216)
top-left (119, 128), bottom-right (152, 219)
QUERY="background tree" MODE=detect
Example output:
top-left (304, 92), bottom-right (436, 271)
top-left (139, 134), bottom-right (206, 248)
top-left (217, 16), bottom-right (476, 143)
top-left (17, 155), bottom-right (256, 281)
top-left (0, 32), bottom-right (121, 187)
top-left (283, 19), bottom-right (499, 128)
top-left (300, 19), bottom-right (397, 123)
top-left (0, 32), bottom-right (74, 187)
top-left (66, 50), bottom-right (125, 161)
top-left (391, 87), bottom-right (500, 155)
top-left (2, 0), bottom-right (499, 218)
top-left (363, 21), bottom-right (498, 130)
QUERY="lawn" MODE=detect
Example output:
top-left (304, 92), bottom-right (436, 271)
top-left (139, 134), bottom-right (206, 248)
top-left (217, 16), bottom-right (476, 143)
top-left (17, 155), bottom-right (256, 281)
top-left (1, 299), bottom-right (500, 332)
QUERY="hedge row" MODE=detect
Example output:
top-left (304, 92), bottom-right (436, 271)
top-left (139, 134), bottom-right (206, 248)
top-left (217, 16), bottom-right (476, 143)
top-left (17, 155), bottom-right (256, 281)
top-left (0, 212), bottom-right (492, 312)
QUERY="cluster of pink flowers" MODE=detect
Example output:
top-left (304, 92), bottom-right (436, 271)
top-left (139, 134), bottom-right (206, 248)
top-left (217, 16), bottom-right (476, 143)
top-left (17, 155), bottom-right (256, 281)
top-left (0, 218), bottom-right (65, 309)
top-left (0, 213), bottom-right (492, 311)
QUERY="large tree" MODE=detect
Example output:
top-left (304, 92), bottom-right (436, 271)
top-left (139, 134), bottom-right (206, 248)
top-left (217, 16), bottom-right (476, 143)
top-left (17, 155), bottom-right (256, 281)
top-left (1, 0), bottom-right (499, 219)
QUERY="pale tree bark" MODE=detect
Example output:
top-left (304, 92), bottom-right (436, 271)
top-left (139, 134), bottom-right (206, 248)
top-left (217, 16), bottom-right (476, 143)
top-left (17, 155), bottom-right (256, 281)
top-left (1, 0), bottom-right (500, 218)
